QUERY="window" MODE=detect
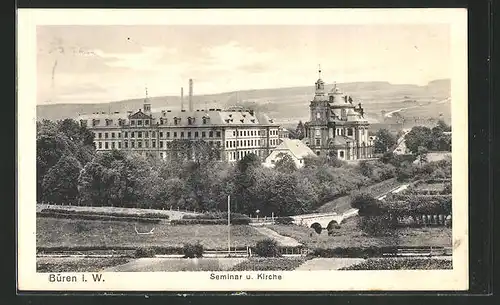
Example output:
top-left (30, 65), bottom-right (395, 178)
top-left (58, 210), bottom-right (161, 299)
top-left (316, 151), bottom-right (320, 156)
top-left (145, 141), bottom-right (149, 148)
top-left (145, 131), bottom-right (149, 138)
top-left (347, 128), bottom-right (353, 136)
top-left (202, 118), bottom-right (207, 124)
top-left (131, 120), bottom-right (135, 126)
top-left (98, 142), bottom-right (102, 149)
top-left (244, 131), bottom-right (247, 137)
top-left (216, 131), bottom-right (221, 137)
top-left (118, 133), bottom-right (121, 138)
top-left (166, 132), bottom-right (170, 138)
top-left (98, 133), bottom-right (102, 139)
top-left (226, 141), bottom-right (229, 147)
top-left (138, 120), bottom-right (143, 126)
top-left (195, 131), bottom-right (199, 138)
top-left (131, 131), bottom-right (135, 138)
top-left (187, 132), bottom-right (191, 138)
top-left (209, 131), bottom-right (214, 138)
top-left (105, 133), bottom-right (109, 139)
top-left (152, 140), bottom-right (156, 148)
top-left (181, 132), bottom-right (184, 138)
top-left (361, 128), bottom-right (365, 135)
top-left (160, 141), bottom-right (163, 148)
top-left (125, 142), bottom-right (128, 148)
top-left (202, 131), bottom-right (206, 138)
top-left (233, 131), bottom-right (236, 136)
top-left (239, 131), bottom-right (243, 137)
top-left (138, 131), bottom-right (142, 138)
top-left (112, 132), bottom-right (115, 138)
top-left (138, 141), bottom-right (142, 148)
top-left (316, 139), bottom-right (321, 146)
top-left (131, 141), bottom-right (135, 148)
top-left (239, 140), bottom-right (242, 147)
top-left (173, 132), bottom-right (177, 138)
top-left (145, 120), bottom-right (149, 125)
top-left (159, 132), bottom-right (163, 138)
top-left (112, 142), bottom-right (115, 149)
top-left (152, 131), bottom-right (156, 138)
top-left (339, 151), bottom-right (344, 158)
top-left (105, 142), bottom-right (109, 149)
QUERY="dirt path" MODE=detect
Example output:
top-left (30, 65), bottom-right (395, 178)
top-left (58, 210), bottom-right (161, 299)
top-left (295, 258), bottom-right (366, 271)
top-left (253, 227), bottom-right (302, 247)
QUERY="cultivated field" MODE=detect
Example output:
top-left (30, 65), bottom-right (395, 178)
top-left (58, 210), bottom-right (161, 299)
top-left (37, 217), bottom-right (267, 250)
top-left (267, 217), bottom-right (452, 249)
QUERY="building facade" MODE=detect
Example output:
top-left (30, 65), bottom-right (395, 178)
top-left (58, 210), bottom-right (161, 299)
top-left (303, 70), bottom-right (374, 160)
top-left (78, 101), bottom-right (281, 162)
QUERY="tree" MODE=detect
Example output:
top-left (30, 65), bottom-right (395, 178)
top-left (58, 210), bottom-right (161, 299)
top-left (405, 126), bottom-right (432, 154)
top-left (374, 129), bottom-right (397, 154)
top-left (295, 121), bottom-right (305, 140)
top-left (274, 153), bottom-right (297, 173)
top-left (41, 154), bottom-right (82, 205)
top-left (417, 146), bottom-right (429, 163)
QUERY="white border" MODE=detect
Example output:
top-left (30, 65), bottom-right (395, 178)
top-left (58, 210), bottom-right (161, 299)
top-left (17, 8), bottom-right (468, 291)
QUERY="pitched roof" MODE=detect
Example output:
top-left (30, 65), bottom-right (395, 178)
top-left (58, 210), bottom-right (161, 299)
top-left (273, 139), bottom-right (316, 159)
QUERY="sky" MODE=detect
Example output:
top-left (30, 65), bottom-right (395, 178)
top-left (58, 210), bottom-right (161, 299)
top-left (37, 24), bottom-right (450, 104)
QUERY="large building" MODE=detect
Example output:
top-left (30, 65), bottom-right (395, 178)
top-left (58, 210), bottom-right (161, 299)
top-left (78, 80), bottom-right (281, 162)
top-left (263, 139), bottom-right (317, 169)
top-left (303, 68), bottom-right (374, 160)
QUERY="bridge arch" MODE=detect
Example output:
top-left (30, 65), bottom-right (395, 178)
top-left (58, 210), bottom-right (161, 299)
top-left (310, 222), bottom-right (322, 234)
top-left (326, 220), bottom-right (339, 231)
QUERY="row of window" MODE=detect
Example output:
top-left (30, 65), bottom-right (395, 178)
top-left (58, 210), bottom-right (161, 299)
top-left (231, 129), bottom-right (278, 137)
top-left (96, 130), bottom-right (223, 140)
top-left (225, 138), bottom-right (280, 148)
top-left (96, 140), bottom-right (223, 150)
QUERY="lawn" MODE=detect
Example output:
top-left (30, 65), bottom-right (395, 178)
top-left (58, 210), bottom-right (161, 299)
top-left (267, 217), bottom-right (452, 249)
top-left (37, 217), bottom-right (268, 251)
top-left (37, 257), bottom-right (131, 273)
top-left (339, 257), bottom-right (453, 270)
top-left (228, 257), bottom-right (308, 271)
top-left (105, 258), bottom-right (247, 272)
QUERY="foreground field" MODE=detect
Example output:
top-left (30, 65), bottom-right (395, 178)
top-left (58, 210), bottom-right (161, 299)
top-left (103, 258), bottom-right (247, 272)
top-left (37, 257), bottom-right (131, 273)
top-left (339, 257), bottom-right (452, 270)
top-left (37, 217), bottom-right (267, 250)
top-left (267, 217), bottom-right (452, 249)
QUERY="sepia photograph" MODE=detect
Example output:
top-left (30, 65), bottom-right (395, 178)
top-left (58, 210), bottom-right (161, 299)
top-left (17, 9), bottom-right (468, 291)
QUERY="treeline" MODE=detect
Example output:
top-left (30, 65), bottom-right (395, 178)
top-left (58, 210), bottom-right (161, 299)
top-left (37, 119), bottom-right (407, 216)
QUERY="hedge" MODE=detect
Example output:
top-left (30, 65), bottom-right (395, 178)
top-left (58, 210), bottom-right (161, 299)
top-left (37, 211), bottom-right (162, 223)
top-left (182, 212), bottom-right (250, 221)
top-left (38, 245), bottom-right (184, 255)
top-left (339, 258), bottom-right (453, 270)
top-left (275, 216), bottom-right (294, 225)
top-left (40, 208), bottom-right (170, 219)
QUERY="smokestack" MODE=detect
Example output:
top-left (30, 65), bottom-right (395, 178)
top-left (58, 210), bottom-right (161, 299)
top-left (189, 79), bottom-right (193, 112)
top-left (181, 87), bottom-right (184, 111)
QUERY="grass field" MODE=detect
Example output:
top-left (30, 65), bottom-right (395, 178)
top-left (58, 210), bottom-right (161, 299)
top-left (267, 217), bottom-right (452, 249)
top-left (228, 257), bottom-right (308, 271)
top-left (104, 258), bottom-right (247, 272)
top-left (37, 217), bottom-right (267, 250)
top-left (37, 257), bottom-right (131, 273)
top-left (339, 257), bottom-right (453, 270)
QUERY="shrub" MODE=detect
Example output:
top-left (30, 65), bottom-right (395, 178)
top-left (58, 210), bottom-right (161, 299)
top-left (183, 242), bottom-right (204, 258)
top-left (275, 216), bottom-right (294, 225)
top-left (37, 211), bottom-right (162, 223)
top-left (359, 215), bottom-right (394, 236)
top-left (176, 213), bottom-right (250, 225)
top-left (135, 247), bottom-right (156, 258)
top-left (254, 238), bottom-right (281, 257)
top-left (339, 258), bottom-right (453, 270)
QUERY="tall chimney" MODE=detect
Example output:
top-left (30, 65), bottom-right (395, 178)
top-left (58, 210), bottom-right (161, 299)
top-left (181, 87), bottom-right (184, 111)
top-left (189, 79), bottom-right (193, 112)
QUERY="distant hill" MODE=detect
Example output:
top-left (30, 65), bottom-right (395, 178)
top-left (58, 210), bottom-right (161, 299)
top-left (37, 79), bottom-right (451, 126)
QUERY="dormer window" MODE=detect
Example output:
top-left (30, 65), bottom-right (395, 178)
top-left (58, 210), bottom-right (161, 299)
top-left (145, 120), bottom-right (150, 125)
top-left (188, 117), bottom-right (195, 125)
top-left (202, 116), bottom-right (209, 124)
top-left (92, 119), bottom-right (100, 126)
top-left (131, 120), bottom-right (135, 126)
top-left (174, 117), bottom-right (180, 125)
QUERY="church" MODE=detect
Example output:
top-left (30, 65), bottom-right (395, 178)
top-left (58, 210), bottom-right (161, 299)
top-left (303, 68), bottom-right (374, 161)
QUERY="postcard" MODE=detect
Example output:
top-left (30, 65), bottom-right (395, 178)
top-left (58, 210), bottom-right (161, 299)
top-left (17, 8), bottom-right (468, 291)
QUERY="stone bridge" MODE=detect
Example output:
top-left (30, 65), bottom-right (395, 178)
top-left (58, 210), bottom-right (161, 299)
top-left (291, 208), bottom-right (359, 233)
